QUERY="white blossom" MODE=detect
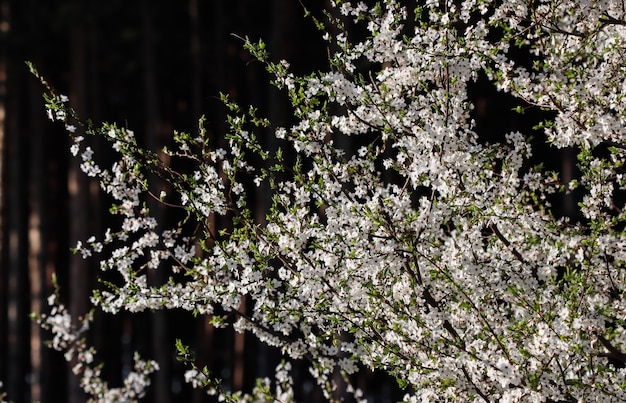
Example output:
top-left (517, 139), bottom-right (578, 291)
top-left (28, 0), bottom-right (626, 401)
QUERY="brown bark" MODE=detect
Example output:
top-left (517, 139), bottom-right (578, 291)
top-left (189, 0), bottom-right (202, 133)
top-left (27, 56), bottom-right (46, 403)
top-left (68, 0), bottom-right (90, 401)
top-left (191, 3), bottom-right (223, 399)
top-left (0, 0), bottom-right (8, 388)
top-left (142, 2), bottom-right (171, 402)
top-left (5, 76), bottom-right (29, 402)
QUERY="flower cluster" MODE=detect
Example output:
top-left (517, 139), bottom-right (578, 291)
top-left (34, 282), bottom-right (158, 402)
top-left (24, 0), bottom-right (626, 401)
top-left (179, 357), bottom-right (298, 402)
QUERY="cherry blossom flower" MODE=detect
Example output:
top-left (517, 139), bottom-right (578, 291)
top-left (21, 0), bottom-right (626, 401)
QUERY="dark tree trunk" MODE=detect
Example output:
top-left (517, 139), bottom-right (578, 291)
top-left (26, 55), bottom-right (46, 403)
top-left (0, 0), bottom-right (8, 392)
top-left (5, 60), bottom-right (30, 403)
top-left (142, 2), bottom-right (172, 402)
top-left (68, 0), bottom-right (90, 401)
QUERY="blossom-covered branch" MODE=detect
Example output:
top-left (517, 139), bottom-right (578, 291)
top-left (22, 0), bottom-right (626, 401)
top-left (33, 278), bottom-right (159, 402)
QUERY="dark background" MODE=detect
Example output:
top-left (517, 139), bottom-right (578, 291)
top-left (0, 1), bottom-right (576, 402)
top-left (0, 1), bottom-right (397, 402)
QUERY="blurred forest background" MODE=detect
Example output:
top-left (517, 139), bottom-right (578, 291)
top-left (0, 1), bottom-right (577, 402)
